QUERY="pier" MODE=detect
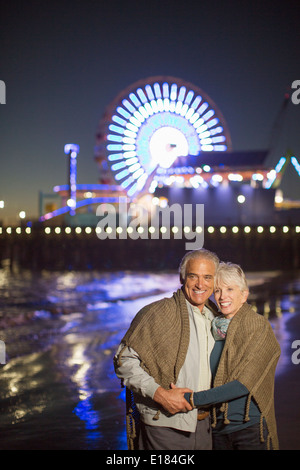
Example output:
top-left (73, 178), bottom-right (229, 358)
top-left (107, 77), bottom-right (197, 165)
top-left (1, 223), bottom-right (299, 272)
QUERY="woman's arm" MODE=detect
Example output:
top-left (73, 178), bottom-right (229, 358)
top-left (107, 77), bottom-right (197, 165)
top-left (184, 380), bottom-right (249, 407)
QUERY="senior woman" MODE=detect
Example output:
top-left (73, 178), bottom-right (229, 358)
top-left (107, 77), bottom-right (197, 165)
top-left (183, 262), bottom-right (281, 450)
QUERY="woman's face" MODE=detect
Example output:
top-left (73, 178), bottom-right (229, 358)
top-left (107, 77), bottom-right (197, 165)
top-left (214, 281), bottom-right (248, 319)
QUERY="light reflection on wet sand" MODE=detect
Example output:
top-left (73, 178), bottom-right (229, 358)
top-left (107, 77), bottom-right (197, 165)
top-left (0, 269), bottom-right (299, 449)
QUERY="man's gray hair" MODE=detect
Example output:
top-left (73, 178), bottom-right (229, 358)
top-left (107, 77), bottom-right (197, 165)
top-left (179, 248), bottom-right (219, 284)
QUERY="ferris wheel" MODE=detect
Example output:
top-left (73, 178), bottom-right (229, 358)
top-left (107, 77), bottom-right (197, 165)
top-left (95, 76), bottom-right (232, 198)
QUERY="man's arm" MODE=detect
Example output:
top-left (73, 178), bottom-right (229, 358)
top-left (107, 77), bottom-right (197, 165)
top-left (114, 344), bottom-right (159, 398)
top-left (114, 345), bottom-right (192, 414)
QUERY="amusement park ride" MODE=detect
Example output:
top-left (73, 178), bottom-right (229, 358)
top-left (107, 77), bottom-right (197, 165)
top-left (39, 76), bottom-right (300, 227)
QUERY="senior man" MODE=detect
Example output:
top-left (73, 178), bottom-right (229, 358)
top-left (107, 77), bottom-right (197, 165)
top-left (114, 248), bottom-right (219, 450)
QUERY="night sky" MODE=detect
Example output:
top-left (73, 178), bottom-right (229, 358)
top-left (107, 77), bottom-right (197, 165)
top-left (1, 0), bottom-right (299, 224)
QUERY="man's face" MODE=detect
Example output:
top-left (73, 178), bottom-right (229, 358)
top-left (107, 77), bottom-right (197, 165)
top-left (183, 257), bottom-right (215, 311)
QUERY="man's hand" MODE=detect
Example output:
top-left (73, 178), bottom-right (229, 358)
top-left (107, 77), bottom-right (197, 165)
top-left (153, 383), bottom-right (193, 415)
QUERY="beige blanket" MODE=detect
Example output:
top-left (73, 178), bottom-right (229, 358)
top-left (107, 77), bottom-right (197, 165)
top-left (213, 302), bottom-right (281, 449)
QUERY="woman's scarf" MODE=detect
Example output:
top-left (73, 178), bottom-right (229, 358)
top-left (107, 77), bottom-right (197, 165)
top-left (211, 315), bottom-right (231, 340)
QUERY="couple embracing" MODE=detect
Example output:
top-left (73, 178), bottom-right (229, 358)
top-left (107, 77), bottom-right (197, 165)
top-left (114, 249), bottom-right (280, 451)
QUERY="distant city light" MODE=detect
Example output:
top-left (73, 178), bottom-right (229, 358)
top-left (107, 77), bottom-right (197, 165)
top-left (0, 200), bottom-right (4, 209)
top-left (237, 194), bottom-right (245, 204)
top-left (203, 165), bottom-right (211, 172)
top-left (274, 157), bottom-right (286, 173)
top-left (19, 211), bottom-right (26, 219)
top-left (265, 169), bottom-right (277, 188)
top-left (228, 173), bottom-right (243, 182)
top-left (152, 197), bottom-right (160, 205)
top-left (275, 189), bottom-right (283, 204)
top-left (251, 173), bottom-right (264, 181)
top-left (211, 174), bottom-right (223, 183)
top-left (64, 144), bottom-right (80, 155)
top-left (67, 198), bottom-right (76, 208)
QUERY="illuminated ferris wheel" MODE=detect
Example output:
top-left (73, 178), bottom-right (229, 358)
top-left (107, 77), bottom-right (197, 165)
top-left (95, 76), bottom-right (232, 198)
